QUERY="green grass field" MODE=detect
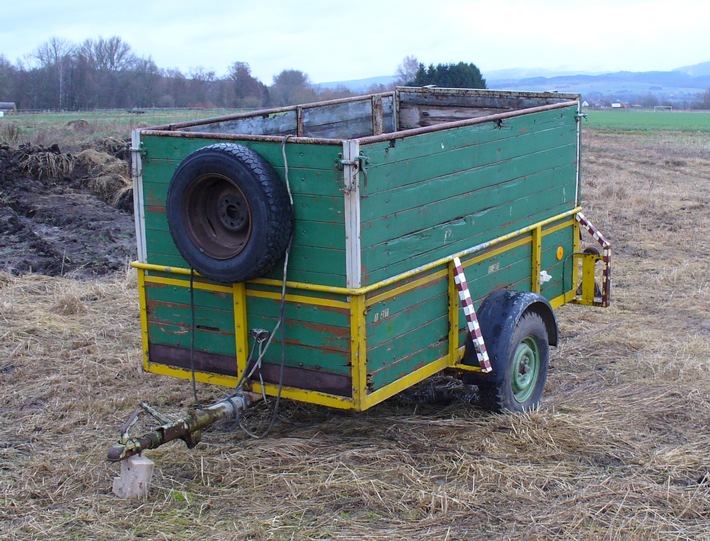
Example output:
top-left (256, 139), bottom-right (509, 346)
top-left (0, 108), bottom-right (243, 148)
top-left (4, 107), bottom-right (710, 150)
top-left (585, 109), bottom-right (710, 132)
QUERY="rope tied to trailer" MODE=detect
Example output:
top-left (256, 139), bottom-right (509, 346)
top-left (232, 134), bottom-right (295, 438)
top-left (189, 268), bottom-right (199, 404)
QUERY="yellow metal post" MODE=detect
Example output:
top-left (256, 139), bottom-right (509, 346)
top-left (531, 225), bottom-right (542, 293)
top-left (232, 282), bottom-right (249, 379)
top-left (137, 267), bottom-right (150, 370)
top-left (448, 260), bottom-right (461, 364)
top-left (350, 293), bottom-right (368, 410)
top-left (580, 253), bottom-right (601, 304)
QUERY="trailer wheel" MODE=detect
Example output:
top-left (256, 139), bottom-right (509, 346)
top-left (478, 312), bottom-right (549, 413)
top-left (166, 143), bottom-right (293, 283)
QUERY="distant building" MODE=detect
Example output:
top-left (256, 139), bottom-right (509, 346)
top-left (0, 102), bottom-right (16, 116)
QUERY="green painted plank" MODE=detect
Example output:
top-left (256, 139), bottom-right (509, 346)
top-left (142, 179), bottom-right (344, 223)
top-left (367, 291), bottom-right (449, 373)
top-left (463, 244), bottom-right (533, 300)
top-left (148, 312), bottom-right (351, 376)
top-left (141, 160), bottom-right (344, 199)
top-left (144, 250), bottom-right (346, 289)
top-left (359, 141), bottom-right (576, 222)
top-left (148, 302), bottom-right (234, 333)
top-left (239, 334), bottom-right (351, 375)
top-left (246, 312), bottom-right (350, 354)
top-left (367, 310), bottom-right (448, 372)
top-left (246, 282), bottom-right (348, 304)
top-left (363, 182), bottom-right (572, 261)
top-left (361, 193), bottom-right (574, 285)
top-left (144, 211), bottom-right (345, 250)
top-left (141, 135), bottom-right (342, 172)
top-left (369, 337), bottom-right (450, 391)
top-left (145, 217), bottom-right (345, 278)
top-left (361, 162), bottom-right (577, 246)
top-left (362, 121), bottom-right (577, 197)
top-left (366, 277), bottom-right (448, 350)
top-left (146, 282), bottom-right (234, 311)
top-left (147, 321), bottom-right (236, 356)
top-left (361, 107), bottom-right (577, 174)
top-left (246, 295), bottom-right (350, 329)
top-left (144, 228), bottom-right (182, 260)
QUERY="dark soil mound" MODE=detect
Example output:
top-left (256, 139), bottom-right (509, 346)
top-left (0, 142), bottom-right (136, 277)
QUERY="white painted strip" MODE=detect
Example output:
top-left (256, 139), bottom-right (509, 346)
top-left (131, 129), bottom-right (147, 263)
top-left (343, 140), bottom-right (362, 289)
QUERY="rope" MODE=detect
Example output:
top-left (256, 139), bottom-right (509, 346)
top-left (189, 268), bottom-right (199, 404)
top-left (236, 135), bottom-right (294, 438)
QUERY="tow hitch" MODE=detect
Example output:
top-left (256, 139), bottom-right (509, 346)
top-left (108, 393), bottom-right (258, 498)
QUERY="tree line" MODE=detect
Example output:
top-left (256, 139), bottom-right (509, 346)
top-left (0, 39), bottom-right (490, 111)
top-left (0, 36), bottom-right (323, 110)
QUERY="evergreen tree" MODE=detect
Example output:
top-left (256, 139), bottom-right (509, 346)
top-left (411, 62), bottom-right (486, 89)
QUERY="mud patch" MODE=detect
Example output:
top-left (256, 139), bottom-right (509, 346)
top-left (0, 142), bottom-right (136, 277)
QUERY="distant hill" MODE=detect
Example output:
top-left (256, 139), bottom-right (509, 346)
top-left (487, 62), bottom-right (710, 106)
top-left (674, 61), bottom-right (710, 77)
top-left (316, 75), bottom-right (397, 91)
top-left (316, 62), bottom-right (710, 106)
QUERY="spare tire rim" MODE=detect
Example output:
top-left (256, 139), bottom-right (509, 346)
top-left (183, 174), bottom-right (252, 260)
top-left (511, 337), bottom-right (540, 403)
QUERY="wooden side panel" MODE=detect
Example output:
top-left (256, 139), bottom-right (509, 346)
top-left (359, 105), bottom-right (579, 285)
top-left (144, 281), bottom-right (237, 367)
top-left (181, 95), bottom-right (395, 139)
top-left (540, 222), bottom-right (576, 301)
top-left (142, 275), bottom-right (354, 396)
top-left (365, 268), bottom-right (450, 391)
top-left (183, 111), bottom-right (298, 136)
top-left (301, 97), bottom-right (395, 139)
top-left (453, 219), bottom-right (576, 349)
top-left (139, 135), bottom-right (348, 287)
top-left (243, 294), bottom-right (352, 376)
top-left (397, 88), bottom-right (576, 129)
top-left (465, 242), bottom-right (534, 304)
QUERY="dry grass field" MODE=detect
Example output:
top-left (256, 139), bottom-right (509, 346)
top-left (1, 129), bottom-right (709, 540)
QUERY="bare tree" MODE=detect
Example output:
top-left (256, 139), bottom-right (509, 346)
top-left (270, 69), bottom-right (316, 106)
top-left (33, 37), bottom-right (75, 109)
top-left (395, 55), bottom-right (420, 85)
top-left (78, 36), bottom-right (137, 107)
top-left (0, 55), bottom-right (15, 100)
top-left (228, 62), bottom-right (266, 107)
top-left (79, 36), bottom-right (136, 72)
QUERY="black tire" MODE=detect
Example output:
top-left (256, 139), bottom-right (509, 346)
top-left (478, 312), bottom-right (549, 413)
top-left (166, 143), bottom-right (293, 283)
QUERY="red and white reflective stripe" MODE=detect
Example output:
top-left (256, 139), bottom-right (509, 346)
top-left (576, 212), bottom-right (612, 307)
top-left (453, 257), bottom-right (492, 373)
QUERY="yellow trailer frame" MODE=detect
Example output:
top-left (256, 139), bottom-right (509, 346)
top-left (132, 206), bottom-right (608, 412)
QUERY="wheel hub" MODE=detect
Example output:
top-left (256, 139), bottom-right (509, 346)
top-left (182, 174), bottom-right (252, 260)
top-left (218, 194), bottom-right (248, 232)
top-left (511, 338), bottom-right (540, 403)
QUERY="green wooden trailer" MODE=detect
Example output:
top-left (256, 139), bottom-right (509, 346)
top-left (110, 87), bottom-right (611, 462)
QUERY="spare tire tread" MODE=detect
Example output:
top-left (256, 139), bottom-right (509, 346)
top-left (166, 143), bottom-right (293, 283)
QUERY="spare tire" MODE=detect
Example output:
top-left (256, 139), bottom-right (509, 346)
top-left (166, 143), bottom-right (293, 283)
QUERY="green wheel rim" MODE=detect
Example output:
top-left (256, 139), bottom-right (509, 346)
top-left (511, 336), bottom-right (541, 403)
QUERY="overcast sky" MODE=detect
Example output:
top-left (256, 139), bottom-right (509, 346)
top-left (1, 0), bottom-right (707, 83)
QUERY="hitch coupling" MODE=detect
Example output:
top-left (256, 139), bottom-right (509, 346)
top-left (107, 394), bottom-right (254, 462)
